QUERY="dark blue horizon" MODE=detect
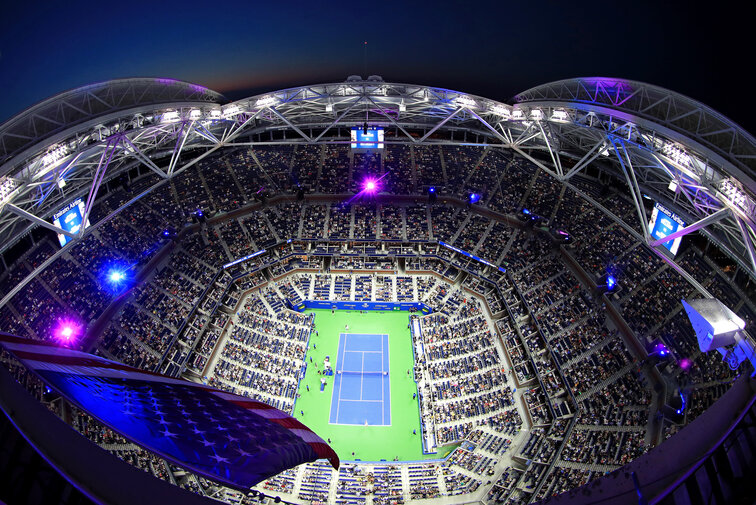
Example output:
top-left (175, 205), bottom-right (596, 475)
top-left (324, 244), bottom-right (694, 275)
top-left (1, 0), bottom-right (753, 133)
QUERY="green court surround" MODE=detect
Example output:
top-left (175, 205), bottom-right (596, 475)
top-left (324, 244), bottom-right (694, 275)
top-left (292, 309), bottom-right (450, 462)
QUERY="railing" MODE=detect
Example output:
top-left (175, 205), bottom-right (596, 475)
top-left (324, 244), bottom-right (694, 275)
top-left (0, 353), bottom-right (218, 505)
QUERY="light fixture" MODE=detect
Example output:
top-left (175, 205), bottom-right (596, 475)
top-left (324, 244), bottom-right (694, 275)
top-left (222, 105), bottom-right (240, 117)
top-left (550, 109), bottom-right (568, 122)
top-left (490, 104), bottom-right (511, 117)
top-left (161, 111), bottom-right (179, 123)
top-left (255, 96), bottom-right (277, 107)
top-left (454, 95), bottom-right (477, 108)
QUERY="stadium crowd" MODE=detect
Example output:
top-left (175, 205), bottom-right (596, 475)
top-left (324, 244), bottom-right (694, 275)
top-left (0, 143), bottom-right (753, 505)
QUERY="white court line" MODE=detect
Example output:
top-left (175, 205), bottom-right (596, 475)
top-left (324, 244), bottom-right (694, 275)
top-left (384, 333), bottom-right (391, 425)
top-left (340, 333), bottom-right (391, 426)
top-left (334, 332), bottom-right (348, 424)
top-left (381, 333), bottom-right (385, 425)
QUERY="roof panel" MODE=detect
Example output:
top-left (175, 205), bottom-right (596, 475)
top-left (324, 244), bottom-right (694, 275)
top-left (0, 78), bottom-right (225, 167)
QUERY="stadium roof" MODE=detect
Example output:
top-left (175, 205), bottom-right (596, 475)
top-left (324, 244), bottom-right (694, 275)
top-left (0, 78), bottom-right (224, 170)
top-left (0, 76), bottom-right (754, 286)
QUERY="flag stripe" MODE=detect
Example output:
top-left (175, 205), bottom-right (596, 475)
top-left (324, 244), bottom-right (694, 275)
top-left (0, 333), bottom-right (61, 347)
top-left (0, 333), bottom-right (340, 487)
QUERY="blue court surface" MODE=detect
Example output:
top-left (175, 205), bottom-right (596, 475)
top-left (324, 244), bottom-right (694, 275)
top-left (329, 333), bottom-right (391, 425)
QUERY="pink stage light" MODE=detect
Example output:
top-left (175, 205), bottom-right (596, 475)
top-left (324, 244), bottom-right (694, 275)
top-left (363, 179), bottom-right (378, 193)
top-left (679, 358), bottom-right (692, 370)
top-left (54, 319), bottom-right (82, 345)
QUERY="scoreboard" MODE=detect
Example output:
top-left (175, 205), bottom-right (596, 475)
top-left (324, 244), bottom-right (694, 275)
top-left (648, 202), bottom-right (685, 256)
top-left (52, 198), bottom-right (90, 247)
top-left (351, 127), bottom-right (384, 149)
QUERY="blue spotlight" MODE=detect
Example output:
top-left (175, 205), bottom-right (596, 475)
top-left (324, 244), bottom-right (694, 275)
top-left (469, 192), bottom-right (481, 204)
top-left (101, 263), bottom-right (132, 294)
top-left (522, 208), bottom-right (530, 215)
top-left (108, 270), bottom-right (126, 284)
top-left (607, 276), bottom-right (616, 290)
top-left (428, 187), bottom-right (435, 193)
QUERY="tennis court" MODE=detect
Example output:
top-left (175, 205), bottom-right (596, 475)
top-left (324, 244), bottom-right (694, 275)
top-left (329, 333), bottom-right (391, 425)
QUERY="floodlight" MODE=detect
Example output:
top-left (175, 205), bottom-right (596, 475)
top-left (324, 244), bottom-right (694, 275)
top-left (363, 178), bottom-right (379, 194)
top-left (53, 319), bottom-right (81, 345)
top-left (108, 270), bottom-right (125, 283)
top-left (222, 105), bottom-right (240, 117)
top-left (490, 104), bottom-right (511, 117)
top-left (551, 109), bottom-right (568, 122)
top-left (607, 276), bottom-right (616, 290)
top-left (161, 111), bottom-right (179, 123)
top-left (454, 96), bottom-right (477, 108)
top-left (683, 298), bottom-right (755, 371)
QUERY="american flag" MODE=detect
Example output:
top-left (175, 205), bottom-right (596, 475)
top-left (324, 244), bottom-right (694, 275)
top-left (0, 333), bottom-right (339, 489)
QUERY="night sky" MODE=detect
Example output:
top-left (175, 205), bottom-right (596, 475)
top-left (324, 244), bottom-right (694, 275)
top-left (1, 1), bottom-right (753, 133)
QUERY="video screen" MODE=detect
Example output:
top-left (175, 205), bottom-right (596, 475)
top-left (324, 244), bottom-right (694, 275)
top-left (52, 198), bottom-right (90, 247)
top-left (648, 202), bottom-right (685, 256)
top-left (351, 127), bottom-right (384, 149)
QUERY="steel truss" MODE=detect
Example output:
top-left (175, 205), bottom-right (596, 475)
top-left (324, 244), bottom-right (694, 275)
top-left (512, 78), bottom-right (756, 280)
top-left (1, 76), bottom-right (755, 287)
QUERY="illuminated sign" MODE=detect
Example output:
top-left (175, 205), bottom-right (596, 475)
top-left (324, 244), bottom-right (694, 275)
top-left (648, 202), bottom-right (685, 256)
top-left (351, 127), bottom-right (384, 149)
top-left (439, 241), bottom-right (506, 272)
top-left (223, 249), bottom-right (266, 269)
top-left (52, 198), bottom-right (90, 247)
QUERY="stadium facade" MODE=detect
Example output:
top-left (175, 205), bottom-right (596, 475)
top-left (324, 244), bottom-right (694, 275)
top-left (0, 76), bottom-right (755, 505)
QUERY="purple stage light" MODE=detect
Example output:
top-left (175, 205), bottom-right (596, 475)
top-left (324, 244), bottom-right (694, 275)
top-left (654, 343), bottom-right (669, 357)
top-left (54, 319), bottom-right (82, 345)
top-left (679, 358), bottom-right (692, 370)
top-left (362, 178), bottom-right (379, 194)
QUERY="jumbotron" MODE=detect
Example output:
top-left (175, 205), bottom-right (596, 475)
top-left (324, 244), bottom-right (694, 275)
top-left (0, 76), bottom-right (754, 505)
